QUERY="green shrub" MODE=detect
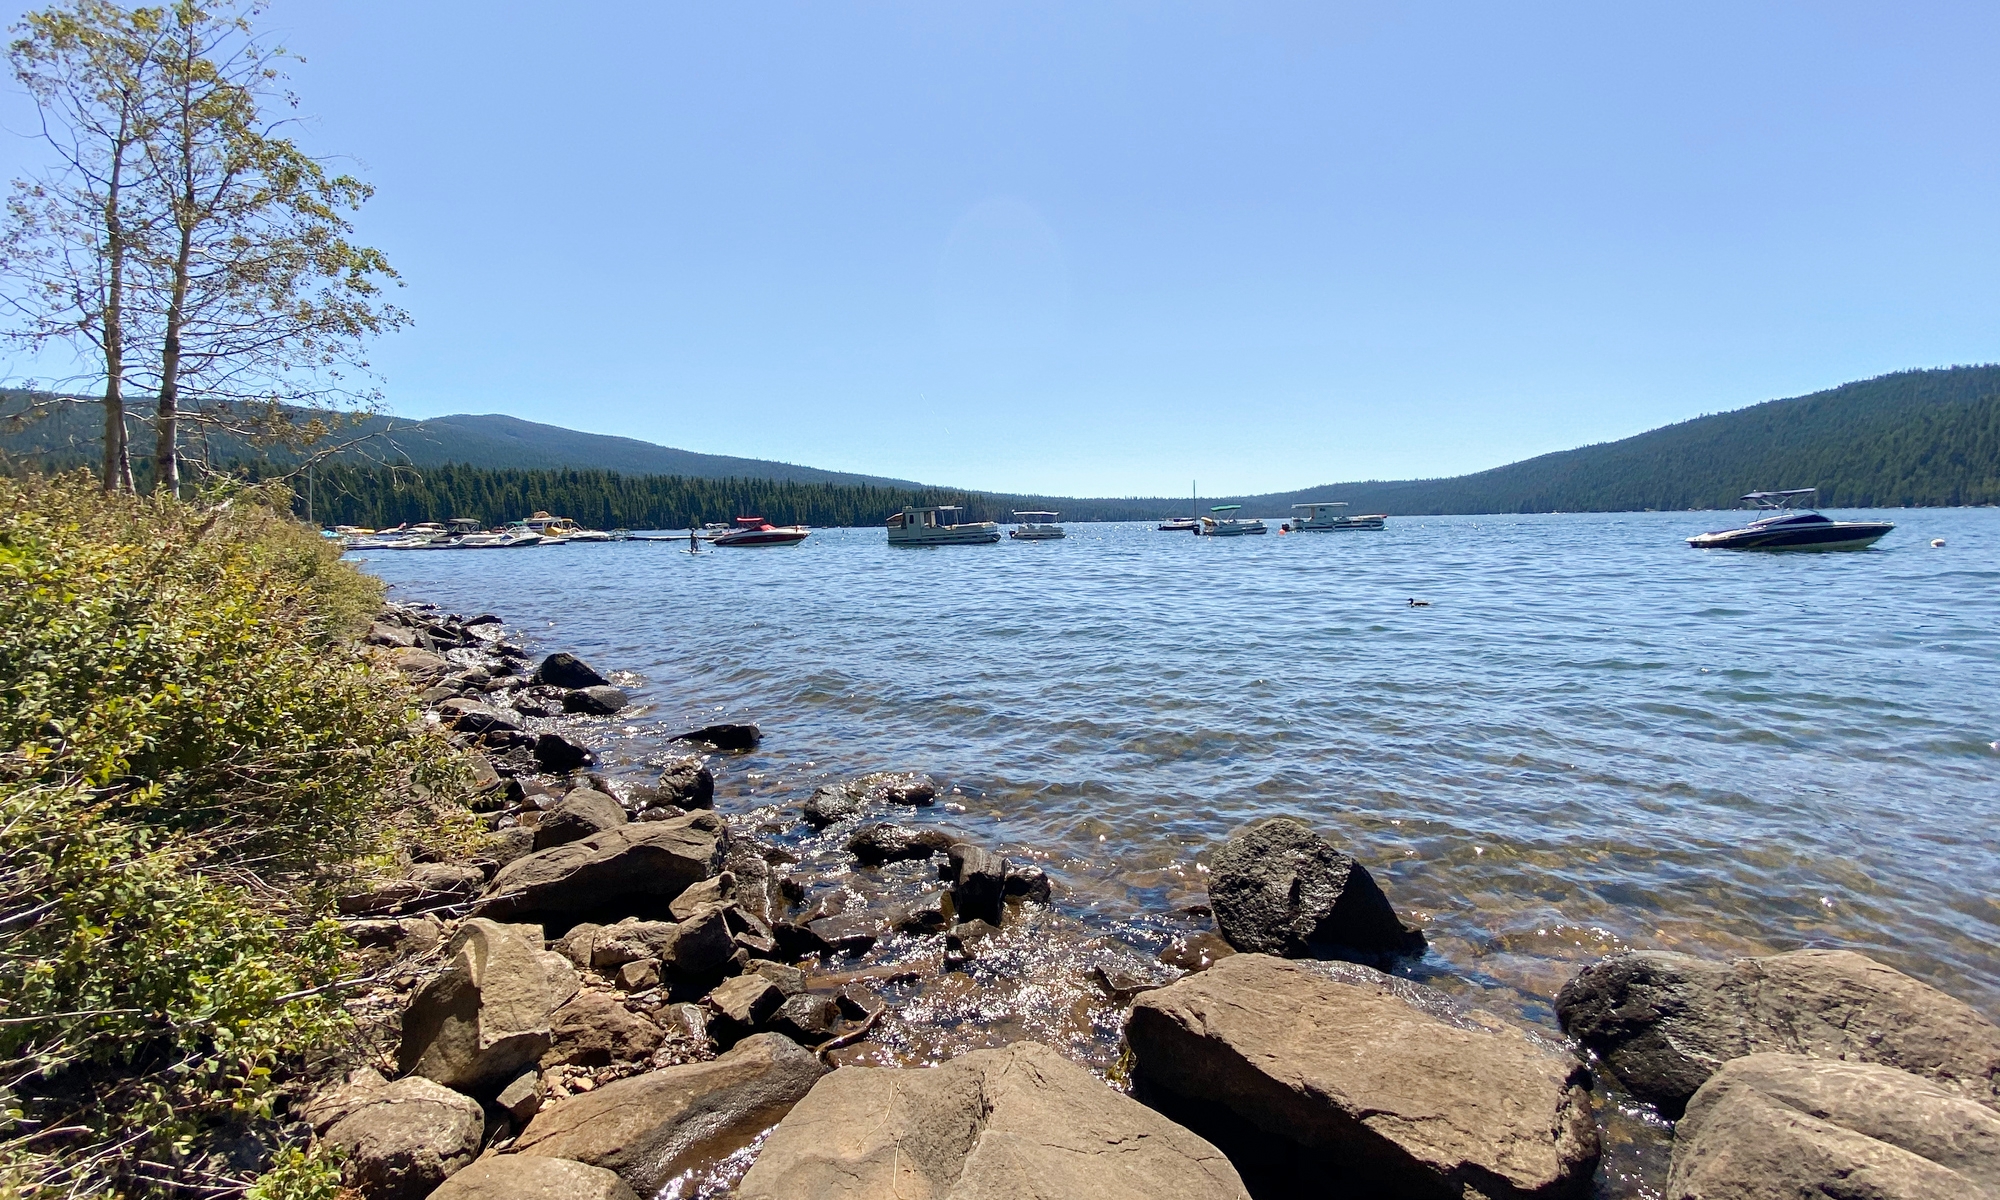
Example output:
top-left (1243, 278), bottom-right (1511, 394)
top-left (0, 472), bottom-right (466, 1196)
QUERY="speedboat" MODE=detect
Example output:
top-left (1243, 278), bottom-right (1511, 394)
top-left (1158, 517), bottom-right (1199, 532)
top-left (887, 505), bottom-right (1001, 545)
top-left (1687, 489), bottom-right (1893, 551)
top-left (1283, 502), bottom-right (1387, 532)
top-left (1197, 505), bottom-right (1267, 536)
top-left (519, 511), bottom-right (615, 542)
top-left (1009, 511), bottom-right (1066, 540)
top-left (712, 516), bottom-right (810, 547)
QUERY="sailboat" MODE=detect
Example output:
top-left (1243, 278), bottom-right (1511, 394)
top-left (1159, 482), bottom-right (1200, 532)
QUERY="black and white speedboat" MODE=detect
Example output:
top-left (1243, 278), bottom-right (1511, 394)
top-left (1687, 489), bottom-right (1893, 551)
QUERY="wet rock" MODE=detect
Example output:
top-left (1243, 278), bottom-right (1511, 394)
top-left (532, 787), bottom-right (627, 851)
top-left (736, 1040), bottom-right (1249, 1200)
top-left (1668, 1053), bottom-right (2000, 1199)
top-left (438, 697), bottom-right (524, 735)
top-left (945, 918), bottom-right (1001, 966)
top-left (321, 1074), bottom-right (484, 1200)
top-left (1208, 816), bottom-right (1426, 961)
top-left (476, 812), bottom-right (727, 924)
top-left (513, 1033), bottom-right (825, 1195)
top-left (1159, 932), bottom-right (1236, 975)
top-left (773, 919), bottom-right (831, 959)
top-left (948, 842), bottom-right (1008, 926)
top-left (1557, 948), bottom-right (2000, 1117)
top-left (892, 891), bottom-right (952, 935)
top-left (1093, 964), bottom-right (1173, 1005)
top-left (532, 651), bottom-right (610, 689)
top-left (495, 1067), bottom-right (543, 1123)
top-left (807, 912), bottom-right (880, 957)
top-left (653, 755), bottom-right (715, 810)
top-left (463, 613), bottom-right (503, 628)
top-left (669, 872), bottom-right (733, 919)
top-left (542, 990), bottom-right (664, 1068)
top-left (863, 772), bottom-right (937, 806)
top-left (845, 822), bottom-right (954, 866)
top-left (1004, 864), bottom-right (1053, 903)
top-left (674, 722), bottom-right (760, 751)
top-left (429, 1156), bottom-right (638, 1200)
top-left (707, 974), bottom-right (785, 1042)
top-left (400, 919), bottom-right (577, 1091)
top-left (1128, 953), bottom-right (1598, 1200)
top-left (801, 784), bottom-right (863, 828)
top-left (563, 685), bottom-right (628, 715)
top-left (533, 732), bottom-right (593, 773)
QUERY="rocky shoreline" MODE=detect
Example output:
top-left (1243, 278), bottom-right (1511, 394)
top-left (320, 600), bottom-right (2000, 1200)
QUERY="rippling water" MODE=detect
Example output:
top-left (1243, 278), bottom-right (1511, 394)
top-left (355, 510), bottom-right (1999, 1193)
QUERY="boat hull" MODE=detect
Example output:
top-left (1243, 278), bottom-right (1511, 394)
top-left (713, 528), bottom-right (809, 547)
top-left (889, 526), bottom-right (1002, 545)
top-left (1291, 515), bottom-right (1388, 531)
top-left (1157, 519), bottom-right (1199, 532)
top-left (1009, 529), bottom-right (1065, 540)
top-left (1687, 521), bottom-right (1893, 551)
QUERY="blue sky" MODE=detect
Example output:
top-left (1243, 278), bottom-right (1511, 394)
top-left (5, 1), bottom-right (1999, 495)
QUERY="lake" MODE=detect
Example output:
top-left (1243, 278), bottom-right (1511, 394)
top-left (354, 508), bottom-right (1999, 1194)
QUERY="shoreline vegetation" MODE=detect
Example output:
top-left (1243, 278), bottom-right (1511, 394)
top-left (8, 471), bottom-right (2000, 1199)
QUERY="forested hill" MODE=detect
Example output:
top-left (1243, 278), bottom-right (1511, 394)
top-left (0, 400), bottom-right (925, 488)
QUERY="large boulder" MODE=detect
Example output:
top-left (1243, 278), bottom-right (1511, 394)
top-left (1555, 948), bottom-right (2000, 1116)
top-left (399, 919), bottom-right (577, 1092)
top-left (533, 651), bottom-right (610, 689)
top-left (1667, 1053), bottom-right (2000, 1199)
top-left (511, 1032), bottom-right (824, 1195)
top-left (321, 1075), bottom-right (484, 1200)
top-left (476, 812), bottom-right (727, 924)
top-left (429, 1156), bottom-right (638, 1200)
top-left (1207, 817), bottom-right (1425, 961)
top-left (1127, 954), bottom-right (1598, 1200)
top-left (736, 1040), bottom-right (1249, 1200)
top-left (533, 787), bottom-right (627, 850)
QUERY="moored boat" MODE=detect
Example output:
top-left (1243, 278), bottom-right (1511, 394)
top-left (1687, 489), bottom-right (1893, 551)
top-left (712, 516), bottom-right (810, 547)
top-left (1283, 502), bottom-right (1387, 532)
top-left (1198, 504), bottom-right (1267, 536)
top-left (887, 505), bottom-right (1001, 545)
top-left (1009, 511), bottom-right (1066, 540)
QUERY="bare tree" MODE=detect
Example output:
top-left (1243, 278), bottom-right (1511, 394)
top-left (3, 1), bottom-right (171, 492)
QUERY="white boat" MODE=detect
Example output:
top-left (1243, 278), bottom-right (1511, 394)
top-left (1009, 511), bottom-right (1066, 540)
top-left (1197, 504), bottom-right (1267, 536)
top-left (1284, 502), bottom-right (1387, 532)
top-left (518, 511), bottom-right (616, 542)
top-left (887, 505), bottom-right (1001, 545)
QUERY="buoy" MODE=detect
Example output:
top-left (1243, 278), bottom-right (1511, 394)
top-left (1931, 538), bottom-right (1946, 548)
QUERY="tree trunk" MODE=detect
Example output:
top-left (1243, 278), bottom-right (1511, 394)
top-left (102, 113), bottom-right (134, 493)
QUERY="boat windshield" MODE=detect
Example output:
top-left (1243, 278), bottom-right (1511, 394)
top-left (1742, 489), bottom-right (1819, 511)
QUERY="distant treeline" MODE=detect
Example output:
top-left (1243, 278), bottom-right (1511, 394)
top-left (277, 462), bottom-right (1000, 529)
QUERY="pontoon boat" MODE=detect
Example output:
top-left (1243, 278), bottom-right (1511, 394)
top-left (1009, 511), bottom-right (1066, 540)
top-left (1198, 505), bottom-right (1267, 536)
top-left (887, 505), bottom-right (1001, 545)
top-left (1284, 502), bottom-right (1387, 532)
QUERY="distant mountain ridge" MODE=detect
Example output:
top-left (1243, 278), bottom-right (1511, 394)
top-left (6, 366), bottom-right (1998, 515)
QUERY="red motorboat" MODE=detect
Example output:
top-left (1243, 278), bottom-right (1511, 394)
top-left (710, 516), bottom-right (810, 547)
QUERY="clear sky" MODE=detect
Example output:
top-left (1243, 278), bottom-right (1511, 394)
top-left (5, 1), bottom-right (1999, 495)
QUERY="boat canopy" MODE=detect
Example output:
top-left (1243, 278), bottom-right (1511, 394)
top-left (735, 516), bottom-right (767, 525)
top-left (1210, 504), bottom-right (1242, 513)
top-left (1292, 502), bottom-right (1348, 510)
top-left (1012, 511), bottom-right (1059, 520)
top-left (1742, 489), bottom-right (1819, 509)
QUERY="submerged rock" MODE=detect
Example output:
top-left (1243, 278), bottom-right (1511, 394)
top-left (862, 771), bottom-right (937, 806)
top-left (1668, 1053), bottom-right (2000, 1199)
top-left (801, 784), bottom-right (864, 829)
top-left (1128, 953), bottom-right (1599, 1200)
top-left (845, 822), bottom-right (953, 865)
top-left (1555, 948), bottom-right (2000, 1116)
top-left (736, 1040), bottom-right (1249, 1200)
top-left (512, 1033), bottom-right (825, 1196)
top-left (674, 722), bottom-right (760, 752)
top-left (1207, 817), bottom-right (1425, 961)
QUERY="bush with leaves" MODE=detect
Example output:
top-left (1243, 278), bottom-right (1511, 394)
top-left (0, 472), bottom-right (467, 1196)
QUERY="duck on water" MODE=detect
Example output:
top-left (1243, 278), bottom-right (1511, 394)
top-left (1686, 489), bottom-right (1894, 551)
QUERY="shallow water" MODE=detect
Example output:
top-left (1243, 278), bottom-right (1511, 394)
top-left (356, 510), bottom-right (1999, 1196)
